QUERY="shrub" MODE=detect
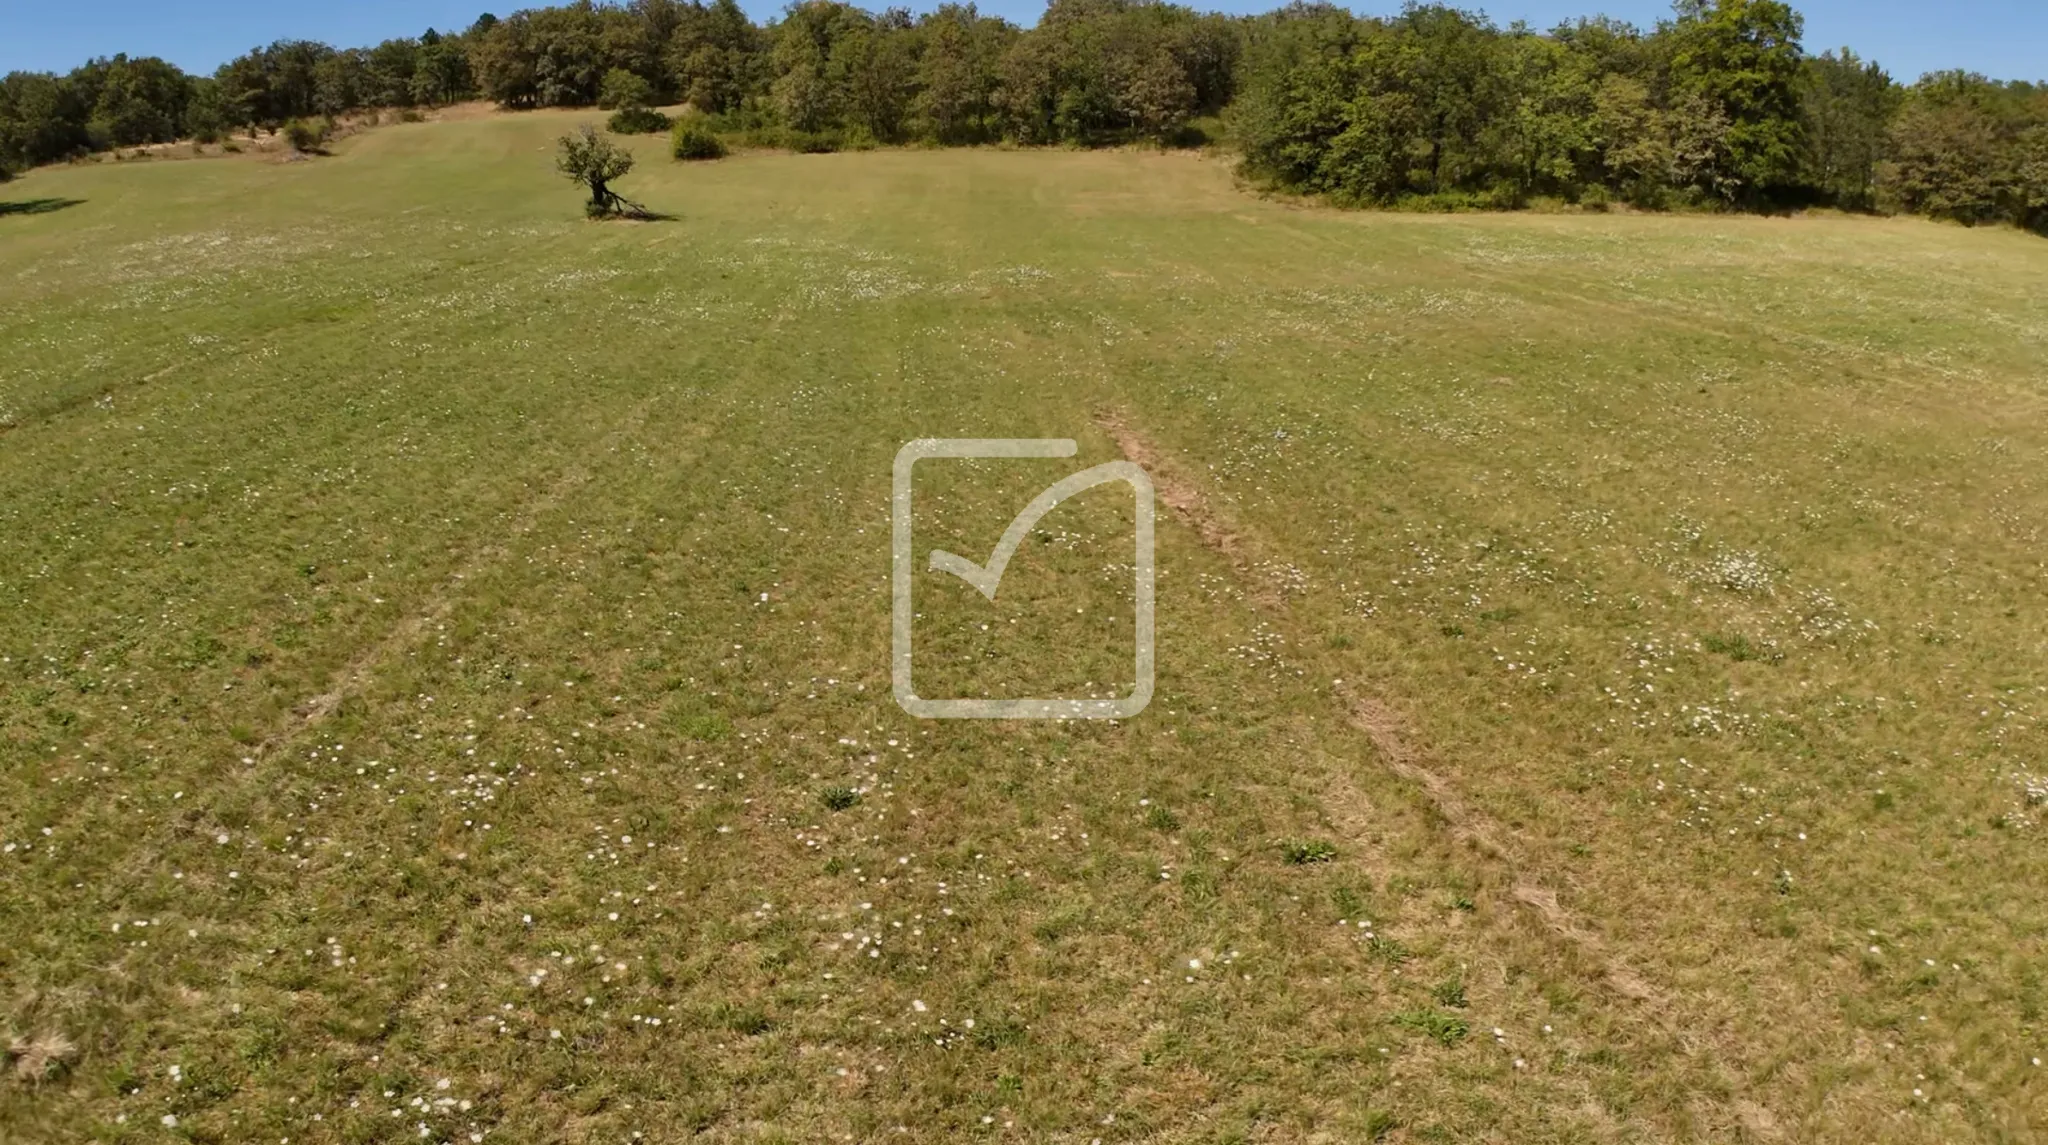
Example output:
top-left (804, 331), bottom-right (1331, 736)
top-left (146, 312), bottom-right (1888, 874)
top-left (608, 106), bottom-right (672, 135)
top-left (221, 141), bottom-right (242, 153)
top-left (1393, 1008), bottom-right (1469, 1046)
top-left (713, 1002), bottom-right (773, 1036)
top-left (283, 116), bottom-right (331, 153)
top-left (819, 785), bottom-right (860, 811)
top-left (1430, 977), bottom-right (1468, 1008)
top-left (788, 129), bottom-right (839, 154)
top-left (670, 119), bottom-right (727, 161)
top-left (670, 710), bottom-right (729, 740)
top-left (1281, 839), bottom-right (1337, 865)
top-left (1167, 116), bottom-right (1223, 148)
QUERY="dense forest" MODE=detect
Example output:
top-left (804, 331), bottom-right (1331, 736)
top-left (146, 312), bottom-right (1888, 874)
top-left (2, 0), bottom-right (2043, 230)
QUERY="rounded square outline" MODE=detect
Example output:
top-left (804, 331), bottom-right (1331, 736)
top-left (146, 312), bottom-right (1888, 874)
top-left (891, 438), bottom-right (1154, 719)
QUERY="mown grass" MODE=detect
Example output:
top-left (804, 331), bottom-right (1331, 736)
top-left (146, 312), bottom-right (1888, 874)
top-left (2, 109), bottom-right (2046, 1142)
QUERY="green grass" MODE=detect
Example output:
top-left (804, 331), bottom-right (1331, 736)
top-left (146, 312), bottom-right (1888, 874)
top-left (3, 108), bottom-right (2048, 1142)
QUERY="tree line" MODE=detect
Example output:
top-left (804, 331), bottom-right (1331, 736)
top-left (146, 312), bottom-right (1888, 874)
top-left (0, 30), bottom-right (476, 164)
top-left (2, 0), bottom-right (2042, 231)
top-left (1233, 0), bottom-right (2045, 226)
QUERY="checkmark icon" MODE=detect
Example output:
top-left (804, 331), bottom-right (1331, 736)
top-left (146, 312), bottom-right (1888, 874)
top-left (927, 461), bottom-right (1143, 602)
top-left (891, 438), bottom-right (1156, 720)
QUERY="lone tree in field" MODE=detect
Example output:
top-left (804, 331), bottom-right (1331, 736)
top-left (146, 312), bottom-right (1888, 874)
top-left (556, 124), bottom-right (644, 217)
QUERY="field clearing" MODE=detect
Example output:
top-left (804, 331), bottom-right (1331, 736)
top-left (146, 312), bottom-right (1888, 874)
top-left (4, 110), bottom-right (2048, 1143)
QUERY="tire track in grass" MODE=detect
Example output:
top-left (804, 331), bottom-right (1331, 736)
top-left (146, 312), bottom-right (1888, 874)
top-left (1094, 407), bottom-right (1284, 610)
top-left (0, 358), bottom-right (188, 435)
top-left (252, 392), bottom-right (662, 758)
top-left (1339, 687), bottom-right (1662, 1006)
top-left (1095, 405), bottom-right (1669, 1011)
top-left (1094, 406), bottom-right (1760, 1134)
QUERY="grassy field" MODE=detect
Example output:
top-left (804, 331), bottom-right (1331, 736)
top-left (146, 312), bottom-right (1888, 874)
top-left (4, 110), bottom-right (2048, 1143)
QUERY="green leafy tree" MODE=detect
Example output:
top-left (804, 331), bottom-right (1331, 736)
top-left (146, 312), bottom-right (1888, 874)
top-left (1493, 31), bottom-right (1597, 200)
top-left (1798, 48), bottom-right (1895, 208)
top-left (2014, 122), bottom-right (2048, 232)
top-left (1230, 3), bottom-right (1365, 190)
top-left (556, 122), bottom-right (640, 214)
top-left (593, 0), bottom-right (671, 90)
top-left (600, 66), bottom-right (657, 109)
top-left (182, 77), bottom-right (231, 141)
top-left (1667, 0), bottom-right (1805, 202)
top-left (365, 38), bottom-right (422, 106)
top-left (1879, 76), bottom-right (2010, 224)
top-left (838, 15), bottom-right (918, 141)
top-left (1107, 17), bottom-right (1197, 140)
top-left (412, 31), bottom-right (474, 106)
top-left (1322, 83), bottom-right (1417, 201)
top-left (213, 53), bottom-right (269, 133)
top-left (915, 5), bottom-right (1000, 142)
top-left (1591, 72), bottom-right (1670, 200)
top-left (87, 56), bottom-right (190, 146)
top-left (313, 50), bottom-right (369, 116)
top-left (1393, 4), bottom-right (1504, 194)
top-left (0, 71), bottom-right (90, 165)
top-left (1669, 88), bottom-right (1738, 199)
top-left (470, 16), bottom-right (541, 107)
top-left (994, 25), bottom-right (1062, 143)
top-left (771, 1), bottom-right (870, 133)
top-left (667, 0), bottom-right (765, 114)
top-left (530, 3), bottom-right (609, 106)
top-left (1173, 14), bottom-right (1241, 115)
top-left (471, 5), bottom-right (612, 108)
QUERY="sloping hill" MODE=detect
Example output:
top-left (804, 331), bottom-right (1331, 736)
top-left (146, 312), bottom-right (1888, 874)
top-left (3, 111), bottom-right (2046, 1142)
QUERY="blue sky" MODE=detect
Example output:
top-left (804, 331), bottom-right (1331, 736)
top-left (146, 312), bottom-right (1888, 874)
top-left (1, 0), bottom-right (2041, 84)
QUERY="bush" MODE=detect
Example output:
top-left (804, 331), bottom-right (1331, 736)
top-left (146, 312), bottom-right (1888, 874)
top-left (1393, 1008), bottom-right (1469, 1046)
top-left (788, 129), bottom-right (840, 154)
top-left (819, 785), bottom-right (860, 811)
top-left (608, 106), bottom-right (672, 135)
top-left (1281, 839), bottom-right (1338, 864)
top-left (221, 141), bottom-right (242, 153)
top-left (670, 119), bottom-right (727, 160)
top-left (1430, 977), bottom-right (1469, 1008)
top-left (1167, 115), bottom-right (1224, 149)
top-left (283, 116), bottom-right (331, 153)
